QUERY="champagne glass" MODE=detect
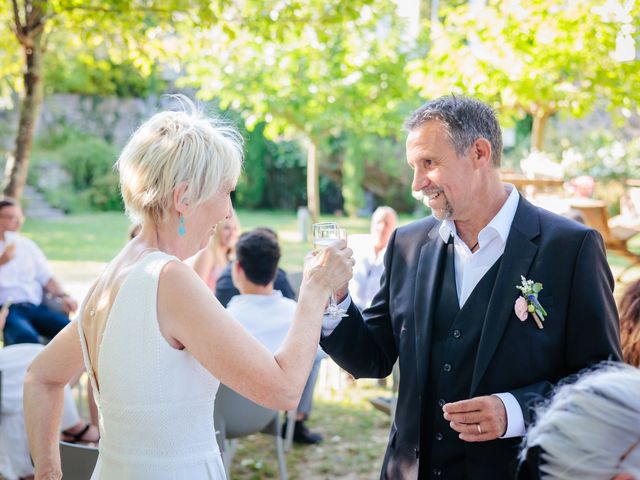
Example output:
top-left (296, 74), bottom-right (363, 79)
top-left (312, 222), bottom-right (348, 319)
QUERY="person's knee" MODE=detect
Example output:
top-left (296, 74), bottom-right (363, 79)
top-left (4, 326), bottom-right (40, 345)
top-left (3, 313), bottom-right (40, 345)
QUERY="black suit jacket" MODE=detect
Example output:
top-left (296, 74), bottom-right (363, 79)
top-left (321, 195), bottom-right (622, 479)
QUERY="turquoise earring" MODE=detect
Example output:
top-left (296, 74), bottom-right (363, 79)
top-left (178, 214), bottom-right (186, 236)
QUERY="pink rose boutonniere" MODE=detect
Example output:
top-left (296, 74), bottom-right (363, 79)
top-left (514, 276), bottom-right (547, 329)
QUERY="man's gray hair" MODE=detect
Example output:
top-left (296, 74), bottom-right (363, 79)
top-left (520, 362), bottom-right (640, 479)
top-left (404, 95), bottom-right (503, 167)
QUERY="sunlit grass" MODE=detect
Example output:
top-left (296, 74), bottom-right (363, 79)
top-left (229, 377), bottom-right (390, 479)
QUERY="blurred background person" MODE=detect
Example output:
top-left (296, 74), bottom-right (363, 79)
top-left (192, 211), bottom-right (240, 292)
top-left (215, 227), bottom-right (295, 307)
top-left (619, 279), bottom-right (640, 367)
top-left (226, 229), bottom-right (325, 444)
top-left (518, 362), bottom-right (640, 480)
top-left (0, 198), bottom-right (78, 345)
top-left (349, 206), bottom-right (397, 311)
top-left (0, 343), bottom-right (99, 480)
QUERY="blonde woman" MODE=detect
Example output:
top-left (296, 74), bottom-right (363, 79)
top-left (23, 98), bottom-right (354, 480)
top-left (192, 212), bottom-right (239, 291)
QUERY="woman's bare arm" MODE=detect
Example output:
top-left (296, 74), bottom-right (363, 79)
top-left (160, 243), bottom-right (352, 410)
top-left (24, 322), bottom-right (85, 480)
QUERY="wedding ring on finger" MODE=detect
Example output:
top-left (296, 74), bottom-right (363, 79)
top-left (476, 424), bottom-right (482, 434)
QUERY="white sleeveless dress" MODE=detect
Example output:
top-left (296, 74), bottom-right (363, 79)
top-left (77, 252), bottom-right (226, 479)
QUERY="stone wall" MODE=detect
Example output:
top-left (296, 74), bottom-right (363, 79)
top-left (0, 91), bottom-right (200, 155)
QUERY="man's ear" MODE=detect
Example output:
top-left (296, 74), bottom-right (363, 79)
top-left (471, 138), bottom-right (492, 169)
top-left (173, 182), bottom-right (190, 215)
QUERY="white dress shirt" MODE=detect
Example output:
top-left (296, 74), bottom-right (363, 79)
top-left (226, 291), bottom-right (296, 354)
top-left (322, 184), bottom-right (525, 438)
top-left (0, 232), bottom-right (52, 306)
top-left (350, 246), bottom-right (387, 311)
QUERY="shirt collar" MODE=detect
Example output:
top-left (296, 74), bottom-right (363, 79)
top-left (438, 183), bottom-right (520, 245)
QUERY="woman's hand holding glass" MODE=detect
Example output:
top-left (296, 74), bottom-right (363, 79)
top-left (309, 222), bottom-right (352, 319)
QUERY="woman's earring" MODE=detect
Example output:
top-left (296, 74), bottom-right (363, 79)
top-left (178, 214), bottom-right (186, 236)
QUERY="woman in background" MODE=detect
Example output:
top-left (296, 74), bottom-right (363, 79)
top-left (192, 212), bottom-right (239, 291)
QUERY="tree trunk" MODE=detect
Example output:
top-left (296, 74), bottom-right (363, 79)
top-left (306, 138), bottom-right (320, 222)
top-left (4, 0), bottom-right (46, 201)
top-left (530, 110), bottom-right (549, 152)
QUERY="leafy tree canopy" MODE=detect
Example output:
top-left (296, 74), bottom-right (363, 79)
top-left (407, 0), bottom-right (640, 150)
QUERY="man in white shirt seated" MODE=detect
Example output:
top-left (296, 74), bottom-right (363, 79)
top-left (226, 228), bottom-right (324, 444)
top-left (0, 198), bottom-right (78, 345)
top-left (350, 206), bottom-right (398, 311)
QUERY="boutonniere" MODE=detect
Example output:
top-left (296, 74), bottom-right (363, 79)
top-left (514, 276), bottom-right (547, 329)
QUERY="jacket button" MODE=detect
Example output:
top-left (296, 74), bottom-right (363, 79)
top-left (435, 432), bottom-right (443, 441)
top-left (443, 363), bottom-right (452, 372)
top-left (453, 329), bottom-right (461, 338)
top-left (433, 467), bottom-right (442, 476)
top-left (438, 398), bottom-right (446, 407)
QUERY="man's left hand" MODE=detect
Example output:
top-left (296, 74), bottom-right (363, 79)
top-left (442, 395), bottom-right (507, 442)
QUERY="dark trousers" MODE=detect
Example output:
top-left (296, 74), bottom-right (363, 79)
top-left (2, 302), bottom-right (70, 345)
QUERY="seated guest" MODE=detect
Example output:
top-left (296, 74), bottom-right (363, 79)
top-left (0, 198), bottom-right (78, 345)
top-left (619, 279), bottom-right (640, 367)
top-left (215, 227), bottom-right (295, 307)
top-left (350, 206), bottom-right (397, 311)
top-left (0, 343), bottom-right (98, 480)
top-left (192, 211), bottom-right (240, 292)
top-left (227, 229), bottom-right (324, 444)
top-left (518, 362), bottom-right (640, 480)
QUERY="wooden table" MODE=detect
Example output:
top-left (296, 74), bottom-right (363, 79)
top-left (500, 174), bottom-right (565, 191)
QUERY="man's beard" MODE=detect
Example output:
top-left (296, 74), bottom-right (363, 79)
top-left (421, 189), bottom-right (453, 221)
top-left (432, 201), bottom-right (453, 221)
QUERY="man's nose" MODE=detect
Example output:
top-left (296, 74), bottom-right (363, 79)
top-left (412, 169), bottom-right (429, 193)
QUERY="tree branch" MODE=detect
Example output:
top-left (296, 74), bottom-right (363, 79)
top-left (12, 0), bottom-right (24, 34)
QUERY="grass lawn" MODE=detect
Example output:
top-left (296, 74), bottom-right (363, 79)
top-left (22, 209), bottom-right (640, 283)
top-left (20, 210), bottom-right (397, 271)
top-left (228, 379), bottom-right (391, 479)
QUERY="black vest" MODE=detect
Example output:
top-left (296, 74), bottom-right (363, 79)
top-left (419, 239), bottom-right (503, 479)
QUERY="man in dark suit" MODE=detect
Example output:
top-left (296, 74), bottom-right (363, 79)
top-left (320, 96), bottom-right (621, 479)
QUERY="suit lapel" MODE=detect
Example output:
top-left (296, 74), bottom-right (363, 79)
top-left (470, 196), bottom-right (541, 395)
top-left (415, 227), bottom-right (449, 397)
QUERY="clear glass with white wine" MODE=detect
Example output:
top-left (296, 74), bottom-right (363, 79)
top-left (312, 222), bottom-right (348, 319)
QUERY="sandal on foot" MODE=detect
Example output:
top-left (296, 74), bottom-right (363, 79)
top-left (61, 422), bottom-right (100, 444)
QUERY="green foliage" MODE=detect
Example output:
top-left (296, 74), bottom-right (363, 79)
top-left (30, 128), bottom-right (122, 212)
top-left (342, 142), bottom-right (366, 216)
top-left (560, 133), bottom-right (640, 181)
top-left (234, 122), bottom-right (308, 211)
top-left (44, 56), bottom-right (167, 98)
top-left (180, 0), bottom-right (419, 216)
top-left (236, 122), bottom-right (268, 208)
top-left (262, 140), bottom-right (308, 211)
top-left (53, 134), bottom-right (116, 190)
top-left (407, 0), bottom-right (640, 149)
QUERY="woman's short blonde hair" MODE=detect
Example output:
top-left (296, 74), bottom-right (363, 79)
top-left (116, 96), bottom-right (243, 225)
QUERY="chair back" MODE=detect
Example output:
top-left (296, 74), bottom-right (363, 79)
top-left (59, 441), bottom-right (99, 480)
top-left (286, 272), bottom-right (303, 300)
top-left (214, 384), bottom-right (277, 440)
top-left (214, 384), bottom-right (289, 479)
top-left (571, 202), bottom-right (626, 250)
